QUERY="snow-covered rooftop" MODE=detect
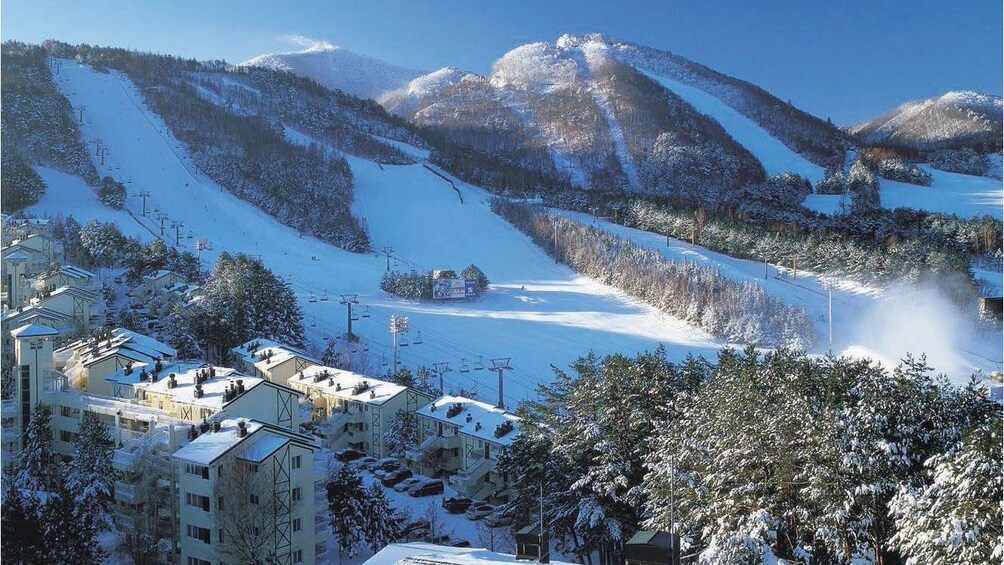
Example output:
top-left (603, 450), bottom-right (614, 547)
top-left (2, 305), bottom-right (72, 325)
top-left (231, 337), bottom-right (317, 369)
top-left (58, 327), bottom-right (177, 367)
top-left (32, 285), bottom-right (100, 304)
top-left (10, 323), bottom-right (59, 338)
top-left (143, 269), bottom-right (182, 282)
top-left (40, 265), bottom-right (96, 280)
top-left (172, 418), bottom-right (265, 465)
top-left (365, 543), bottom-right (574, 565)
top-left (172, 418), bottom-right (316, 465)
top-left (287, 365), bottom-right (406, 406)
top-left (107, 361), bottom-right (265, 410)
top-left (416, 395), bottom-right (520, 445)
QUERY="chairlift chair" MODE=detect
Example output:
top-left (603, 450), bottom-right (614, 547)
top-left (310, 316), bottom-right (317, 328)
top-left (321, 290), bottom-right (329, 301)
top-left (381, 356), bottom-right (388, 367)
top-left (459, 358), bottom-right (471, 373)
top-left (473, 355), bottom-right (484, 370)
top-left (362, 340), bottom-right (370, 353)
top-left (399, 335), bottom-right (410, 347)
top-left (413, 330), bottom-right (423, 345)
top-left (308, 292), bottom-right (317, 303)
top-left (361, 306), bottom-right (371, 318)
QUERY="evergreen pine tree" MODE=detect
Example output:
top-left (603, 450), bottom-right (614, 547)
top-left (13, 402), bottom-right (58, 493)
top-left (362, 483), bottom-right (401, 553)
top-left (0, 479), bottom-right (48, 562)
top-left (67, 412), bottom-right (117, 530)
top-left (44, 482), bottom-right (105, 564)
top-left (327, 464), bottom-right (367, 563)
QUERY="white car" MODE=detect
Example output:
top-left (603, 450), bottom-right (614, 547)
top-left (465, 502), bottom-right (494, 520)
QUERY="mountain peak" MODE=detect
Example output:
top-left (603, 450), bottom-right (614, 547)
top-left (241, 45), bottom-right (424, 101)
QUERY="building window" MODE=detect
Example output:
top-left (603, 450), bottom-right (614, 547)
top-left (292, 455), bottom-right (301, 469)
top-left (249, 493), bottom-right (259, 505)
top-left (292, 487), bottom-right (301, 502)
top-left (293, 549), bottom-right (303, 563)
top-left (293, 518), bottom-right (302, 532)
top-left (186, 524), bottom-right (211, 544)
top-left (218, 496), bottom-right (224, 511)
top-left (218, 529), bottom-right (224, 543)
top-left (185, 463), bottom-right (209, 479)
top-left (185, 492), bottom-right (210, 512)
top-left (249, 464), bottom-right (259, 473)
top-left (59, 430), bottom-right (78, 443)
top-left (187, 558), bottom-right (212, 565)
top-left (59, 405), bottom-right (80, 418)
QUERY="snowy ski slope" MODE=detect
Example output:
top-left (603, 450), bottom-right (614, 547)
top-left (641, 70), bottom-right (826, 183)
top-left (552, 210), bottom-right (1003, 381)
top-left (32, 60), bottom-right (725, 404)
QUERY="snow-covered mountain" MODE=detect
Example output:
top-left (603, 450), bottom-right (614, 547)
top-left (241, 43), bottom-right (424, 101)
top-left (849, 91), bottom-right (1003, 152)
top-left (382, 33), bottom-right (846, 194)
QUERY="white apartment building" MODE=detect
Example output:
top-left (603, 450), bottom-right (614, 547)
top-left (287, 364), bottom-right (433, 458)
top-left (229, 338), bottom-right (320, 387)
top-left (409, 395), bottom-right (520, 503)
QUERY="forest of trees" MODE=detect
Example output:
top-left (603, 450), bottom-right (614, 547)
top-left (1, 42), bottom-right (99, 182)
top-left (499, 347), bottom-right (1001, 565)
top-left (380, 264), bottom-right (489, 300)
top-left (2, 407), bottom-right (117, 562)
top-left (173, 252), bottom-right (304, 360)
top-left (541, 189), bottom-right (1000, 300)
top-left (492, 199), bottom-right (814, 348)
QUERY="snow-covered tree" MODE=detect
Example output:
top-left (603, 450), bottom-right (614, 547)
top-left (43, 482), bottom-right (105, 563)
top-left (889, 400), bottom-right (1002, 564)
top-left (928, 147), bottom-right (988, 176)
top-left (383, 409), bottom-right (418, 458)
top-left (67, 411), bottom-right (117, 530)
top-left (12, 402), bottom-right (58, 493)
top-left (362, 483), bottom-right (401, 554)
top-left (0, 478), bottom-right (47, 562)
top-left (188, 252), bottom-right (304, 359)
top-left (97, 176), bottom-right (128, 209)
top-left (327, 464), bottom-right (367, 563)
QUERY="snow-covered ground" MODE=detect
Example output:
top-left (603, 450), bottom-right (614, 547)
top-left (32, 60), bottom-right (724, 405)
top-left (804, 165), bottom-right (1003, 218)
top-left (552, 210), bottom-right (1003, 381)
top-left (640, 70), bottom-right (825, 183)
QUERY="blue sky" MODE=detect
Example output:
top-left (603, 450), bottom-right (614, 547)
top-left (3, 0), bottom-right (1000, 125)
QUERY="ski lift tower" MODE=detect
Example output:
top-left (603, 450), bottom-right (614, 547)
top-left (389, 315), bottom-right (409, 375)
top-left (194, 238), bottom-right (212, 271)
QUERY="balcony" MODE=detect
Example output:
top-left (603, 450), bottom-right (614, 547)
top-left (449, 456), bottom-right (491, 490)
top-left (405, 433), bottom-right (459, 461)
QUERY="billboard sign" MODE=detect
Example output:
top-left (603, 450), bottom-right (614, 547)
top-left (432, 278), bottom-right (479, 300)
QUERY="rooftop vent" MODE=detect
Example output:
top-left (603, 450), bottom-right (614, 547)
top-left (237, 420), bottom-right (247, 438)
top-left (447, 403), bottom-right (464, 419)
top-left (167, 373), bottom-right (177, 389)
top-left (194, 384), bottom-right (204, 399)
top-left (212, 420), bottom-right (221, 432)
top-left (352, 381), bottom-right (369, 396)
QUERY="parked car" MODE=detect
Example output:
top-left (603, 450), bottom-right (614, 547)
top-left (446, 539), bottom-right (471, 548)
top-left (333, 448), bottom-right (364, 462)
top-left (484, 510), bottom-right (514, 528)
top-left (374, 463), bottom-right (403, 480)
top-left (394, 477), bottom-right (425, 493)
top-left (442, 496), bottom-right (473, 514)
top-left (407, 479), bottom-right (445, 497)
top-left (464, 502), bottom-right (494, 520)
top-left (355, 456), bottom-right (378, 468)
top-left (398, 519), bottom-right (430, 542)
top-left (366, 457), bottom-right (399, 472)
top-left (381, 468), bottom-right (413, 487)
